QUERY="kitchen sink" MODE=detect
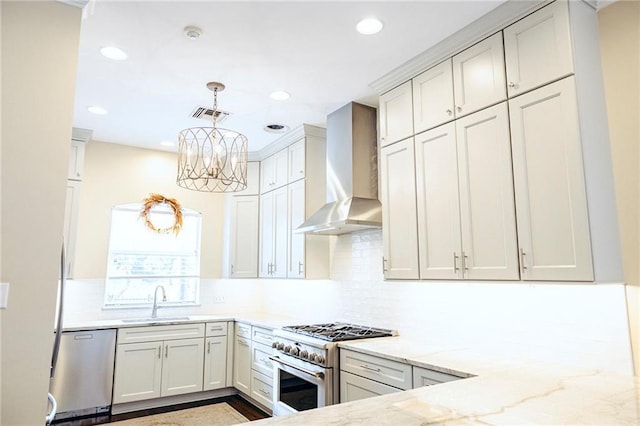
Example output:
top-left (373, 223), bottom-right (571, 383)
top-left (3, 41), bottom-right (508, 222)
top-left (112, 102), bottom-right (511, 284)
top-left (120, 316), bottom-right (191, 324)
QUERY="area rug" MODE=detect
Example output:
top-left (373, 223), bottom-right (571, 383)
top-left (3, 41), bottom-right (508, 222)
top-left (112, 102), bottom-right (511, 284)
top-left (109, 402), bottom-right (250, 426)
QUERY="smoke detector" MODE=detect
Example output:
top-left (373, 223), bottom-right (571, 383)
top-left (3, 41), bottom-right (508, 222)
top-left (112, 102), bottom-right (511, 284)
top-left (184, 26), bottom-right (202, 40)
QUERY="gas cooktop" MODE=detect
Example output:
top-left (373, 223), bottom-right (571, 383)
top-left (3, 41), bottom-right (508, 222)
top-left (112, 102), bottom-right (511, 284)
top-left (281, 322), bottom-right (395, 342)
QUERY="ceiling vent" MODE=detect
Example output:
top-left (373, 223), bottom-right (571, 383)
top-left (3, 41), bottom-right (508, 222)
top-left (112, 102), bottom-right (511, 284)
top-left (190, 106), bottom-right (230, 122)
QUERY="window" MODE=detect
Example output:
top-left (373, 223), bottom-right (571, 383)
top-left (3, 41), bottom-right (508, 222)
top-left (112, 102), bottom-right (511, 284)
top-left (104, 203), bottom-right (201, 307)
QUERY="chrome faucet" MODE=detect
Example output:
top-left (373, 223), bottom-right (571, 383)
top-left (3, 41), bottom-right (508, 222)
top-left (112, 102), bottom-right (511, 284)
top-left (151, 285), bottom-right (166, 318)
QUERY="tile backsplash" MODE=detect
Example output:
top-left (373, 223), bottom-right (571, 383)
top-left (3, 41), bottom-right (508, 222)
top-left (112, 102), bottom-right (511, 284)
top-left (65, 229), bottom-right (634, 375)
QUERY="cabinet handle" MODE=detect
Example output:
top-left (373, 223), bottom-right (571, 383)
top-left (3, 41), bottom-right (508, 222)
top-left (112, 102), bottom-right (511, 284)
top-left (258, 388), bottom-right (270, 396)
top-left (207, 341), bottom-right (211, 354)
top-left (520, 248), bottom-right (527, 273)
top-left (272, 263), bottom-right (276, 274)
top-left (453, 252), bottom-right (459, 273)
top-left (231, 264), bottom-right (234, 275)
top-left (446, 109), bottom-right (453, 116)
top-left (462, 251), bottom-right (469, 272)
top-left (456, 106), bottom-right (462, 112)
top-left (382, 257), bottom-right (388, 273)
top-left (158, 345), bottom-right (161, 359)
top-left (360, 364), bottom-right (381, 373)
top-left (299, 170), bottom-right (303, 175)
top-left (508, 81), bottom-right (517, 88)
top-left (298, 261), bottom-right (304, 276)
top-left (165, 345), bottom-right (169, 358)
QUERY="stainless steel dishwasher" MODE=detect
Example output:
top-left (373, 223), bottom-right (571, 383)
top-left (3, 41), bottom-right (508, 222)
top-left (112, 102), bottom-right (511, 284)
top-left (49, 329), bottom-right (117, 421)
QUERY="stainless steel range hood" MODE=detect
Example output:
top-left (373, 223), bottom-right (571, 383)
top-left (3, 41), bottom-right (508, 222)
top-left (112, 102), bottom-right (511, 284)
top-left (296, 102), bottom-right (380, 235)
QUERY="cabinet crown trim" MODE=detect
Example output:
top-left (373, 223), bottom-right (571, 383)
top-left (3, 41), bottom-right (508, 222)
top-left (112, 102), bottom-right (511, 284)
top-left (370, 0), bottom-right (549, 95)
top-left (72, 127), bottom-right (93, 143)
top-left (254, 124), bottom-right (326, 161)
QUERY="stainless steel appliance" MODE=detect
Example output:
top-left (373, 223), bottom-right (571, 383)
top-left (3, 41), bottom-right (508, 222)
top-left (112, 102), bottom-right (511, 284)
top-left (49, 329), bottom-right (117, 420)
top-left (271, 323), bottom-right (395, 415)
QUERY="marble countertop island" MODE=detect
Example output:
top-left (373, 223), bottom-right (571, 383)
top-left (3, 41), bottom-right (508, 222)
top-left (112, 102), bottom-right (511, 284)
top-left (251, 336), bottom-right (640, 425)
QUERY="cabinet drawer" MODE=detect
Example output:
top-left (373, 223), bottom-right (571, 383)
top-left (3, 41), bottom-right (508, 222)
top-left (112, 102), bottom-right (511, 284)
top-left (117, 323), bottom-right (205, 344)
top-left (412, 366), bottom-right (462, 388)
top-left (251, 369), bottom-right (273, 409)
top-left (340, 371), bottom-right (402, 403)
top-left (252, 326), bottom-right (273, 346)
top-left (252, 341), bottom-right (274, 376)
top-left (340, 349), bottom-right (412, 390)
top-left (235, 322), bottom-right (252, 339)
top-left (205, 321), bottom-right (228, 337)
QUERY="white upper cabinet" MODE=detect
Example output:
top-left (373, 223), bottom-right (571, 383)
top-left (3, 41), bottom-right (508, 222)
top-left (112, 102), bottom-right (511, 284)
top-left (379, 81), bottom-right (414, 148)
top-left (412, 60), bottom-right (455, 134)
top-left (509, 77), bottom-right (593, 281)
top-left (452, 32), bottom-right (506, 118)
top-left (68, 139), bottom-right (86, 181)
top-left (380, 137), bottom-right (420, 279)
top-left (414, 104), bottom-right (519, 281)
top-left (287, 179), bottom-right (305, 278)
top-left (414, 123), bottom-right (462, 279)
top-left (228, 195), bottom-right (259, 278)
top-left (504, 1), bottom-right (573, 97)
top-left (455, 103), bottom-right (519, 280)
top-left (287, 139), bottom-right (306, 183)
top-left (260, 148), bottom-right (288, 193)
top-left (235, 161), bottom-right (260, 196)
top-left (259, 186), bottom-right (288, 278)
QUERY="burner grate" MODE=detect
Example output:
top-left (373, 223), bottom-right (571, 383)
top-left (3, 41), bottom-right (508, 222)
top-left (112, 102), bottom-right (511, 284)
top-left (281, 322), bottom-right (394, 342)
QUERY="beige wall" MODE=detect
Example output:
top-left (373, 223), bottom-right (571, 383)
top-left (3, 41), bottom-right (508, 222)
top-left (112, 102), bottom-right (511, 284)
top-left (73, 141), bottom-right (227, 279)
top-left (1, 2), bottom-right (81, 424)
top-left (598, 0), bottom-right (640, 375)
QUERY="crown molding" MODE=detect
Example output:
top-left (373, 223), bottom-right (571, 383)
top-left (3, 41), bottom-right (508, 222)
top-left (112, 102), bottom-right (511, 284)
top-left (253, 124), bottom-right (326, 161)
top-left (71, 127), bottom-right (93, 143)
top-left (56, 0), bottom-right (89, 9)
top-left (370, 0), bottom-right (550, 95)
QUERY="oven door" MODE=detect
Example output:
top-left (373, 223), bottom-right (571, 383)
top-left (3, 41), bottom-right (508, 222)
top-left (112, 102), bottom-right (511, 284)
top-left (270, 355), bottom-right (332, 416)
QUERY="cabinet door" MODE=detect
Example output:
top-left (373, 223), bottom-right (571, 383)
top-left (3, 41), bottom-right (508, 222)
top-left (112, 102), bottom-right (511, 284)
top-left (340, 371), bottom-right (401, 403)
top-left (113, 342), bottom-right (163, 403)
top-left (260, 156), bottom-right (275, 194)
top-left (273, 148), bottom-right (289, 190)
top-left (272, 186), bottom-right (289, 278)
top-left (504, 1), bottom-right (573, 97)
top-left (235, 162), bottom-right (260, 196)
top-left (251, 341), bottom-right (274, 376)
top-left (259, 191), bottom-right (275, 277)
top-left (68, 139), bottom-right (85, 181)
top-left (287, 179), bottom-right (305, 278)
top-left (229, 195), bottom-right (259, 278)
top-left (414, 123), bottom-right (463, 279)
top-left (413, 59), bottom-right (455, 134)
top-left (412, 367), bottom-right (460, 388)
top-left (456, 103), bottom-right (519, 280)
top-left (233, 336), bottom-right (252, 394)
top-left (161, 338), bottom-right (204, 397)
top-left (251, 370), bottom-right (274, 410)
top-left (380, 138), bottom-right (420, 279)
top-left (203, 336), bottom-right (228, 391)
top-left (63, 180), bottom-right (81, 278)
top-left (509, 77), bottom-right (593, 281)
top-left (452, 32), bottom-right (506, 117)
top-left (288, 139), bottom-right (306, 183)
top-left (379, 81), bottom-right (414, 148)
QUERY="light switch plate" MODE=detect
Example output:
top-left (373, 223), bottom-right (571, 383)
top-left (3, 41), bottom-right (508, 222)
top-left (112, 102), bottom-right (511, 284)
top-left (0, 282), bottom-right (9, 309)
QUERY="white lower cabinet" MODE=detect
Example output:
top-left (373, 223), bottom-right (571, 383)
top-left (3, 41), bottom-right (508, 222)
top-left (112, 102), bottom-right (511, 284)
top-left (113, 324), bottom-right (206, 404)
top-left (203, 321), bottom-right (229, 391)
top-left (233, 322), bottom-right (274, 412)
top-left (340, 371), bottom-right (401, 403)
top-left (412, 366), bottom-right (463, 388)
top-left (339, 349), bottom-right (412, 403)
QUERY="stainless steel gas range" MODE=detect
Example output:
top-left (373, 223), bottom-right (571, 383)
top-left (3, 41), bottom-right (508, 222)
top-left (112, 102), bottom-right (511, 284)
top-left (270, 323), bottom-right (395, 416)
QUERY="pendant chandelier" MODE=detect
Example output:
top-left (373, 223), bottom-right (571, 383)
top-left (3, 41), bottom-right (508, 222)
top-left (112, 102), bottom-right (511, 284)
top-left (177, 82), bottom-right (248, 192)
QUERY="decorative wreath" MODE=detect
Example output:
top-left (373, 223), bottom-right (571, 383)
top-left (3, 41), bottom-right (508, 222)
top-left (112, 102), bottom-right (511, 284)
top-left (140, 193), bottom-right (183, 235)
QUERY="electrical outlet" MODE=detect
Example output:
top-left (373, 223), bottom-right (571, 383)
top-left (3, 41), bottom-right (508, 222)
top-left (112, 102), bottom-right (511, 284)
top-left (213, 295), bottom-right (225, 304)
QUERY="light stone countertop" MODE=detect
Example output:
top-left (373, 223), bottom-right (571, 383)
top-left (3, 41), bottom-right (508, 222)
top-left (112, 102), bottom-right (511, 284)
top-left (250, 336), bottom-right (640, 425)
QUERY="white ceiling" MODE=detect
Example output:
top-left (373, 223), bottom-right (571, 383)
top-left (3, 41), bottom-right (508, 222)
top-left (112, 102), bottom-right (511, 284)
top-left (72, 1), bottom-right (507, 153)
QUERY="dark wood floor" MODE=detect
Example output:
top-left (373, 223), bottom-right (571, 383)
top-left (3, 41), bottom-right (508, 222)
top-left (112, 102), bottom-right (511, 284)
top-left (52, 395), bottom-right (270, 425)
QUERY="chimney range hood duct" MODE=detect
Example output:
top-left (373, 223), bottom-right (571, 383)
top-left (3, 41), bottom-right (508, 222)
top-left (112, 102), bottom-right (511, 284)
top-left (296, 102), bottom-right (381, 236)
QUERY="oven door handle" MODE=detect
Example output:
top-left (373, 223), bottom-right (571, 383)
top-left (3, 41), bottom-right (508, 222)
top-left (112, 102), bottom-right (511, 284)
top-left (269, 356), bottom-right (325, 379)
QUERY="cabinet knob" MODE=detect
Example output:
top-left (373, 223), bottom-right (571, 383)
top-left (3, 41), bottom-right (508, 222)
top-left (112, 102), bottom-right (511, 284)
top-left (508, 81), bottom-right (517, 88)
top-left (446, 109), bottom-right (453, 116)
top-left (456, 106), bottom-right (462, 112)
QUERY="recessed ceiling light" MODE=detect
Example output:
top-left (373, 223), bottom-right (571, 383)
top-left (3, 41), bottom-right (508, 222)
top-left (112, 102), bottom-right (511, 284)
top-left (270, 91), bottom-right (290, 101)
top-left (264, 123), bottom-right (290, 134)
top-left (87, 105), bottom-right (108, 115)
top-left (356, 18), bottom-right (383, 35)
top-left (100, 46), bottom-right (127, 61)
top-left (160, 140), bottom-right (175, 147)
